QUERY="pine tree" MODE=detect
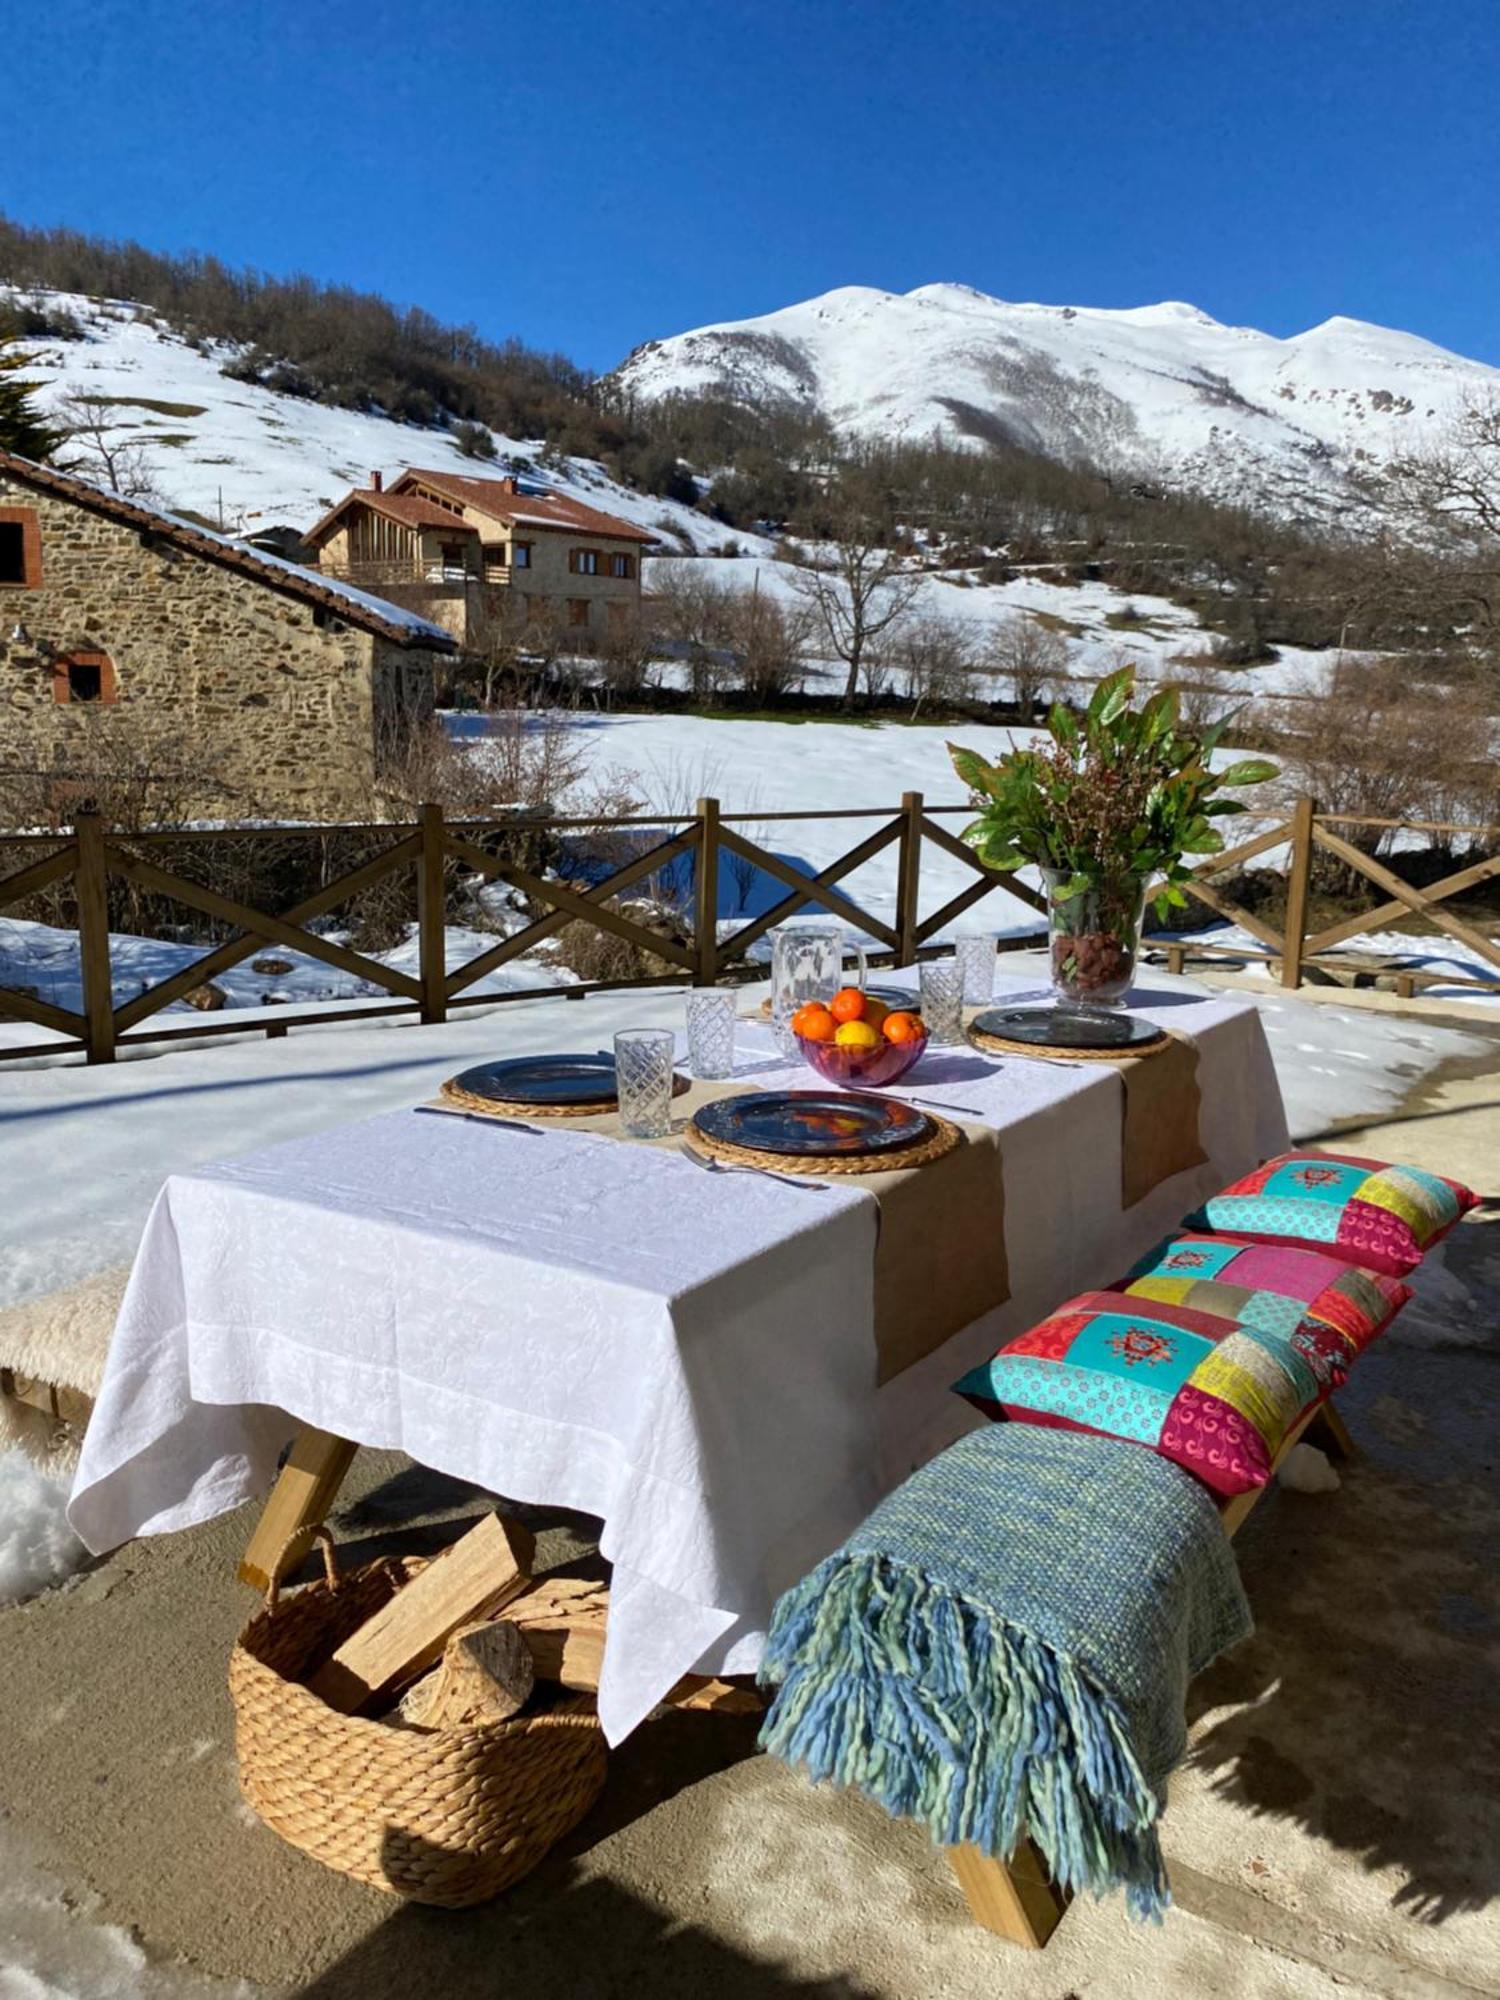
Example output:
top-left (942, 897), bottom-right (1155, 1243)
top-left (0, 334), bottom-right (62, 459)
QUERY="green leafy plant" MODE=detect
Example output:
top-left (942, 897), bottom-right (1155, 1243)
top-left (949, 664), bottom-right (1277, 920)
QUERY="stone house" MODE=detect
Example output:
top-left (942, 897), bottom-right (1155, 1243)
top-left (303, 468), bottom-right (656, 651)
top-left (0, 449), bottom-right (455, 821)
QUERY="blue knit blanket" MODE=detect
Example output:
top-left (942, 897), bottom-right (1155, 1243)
top-left (759, 1422), bottom-right (1251, 1917)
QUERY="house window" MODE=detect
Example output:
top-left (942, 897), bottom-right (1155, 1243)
top-left (569, 549), bottom-right (600, 576)
top-left (609, 553), bottom-right (635, 580)
top-left (568, 598), bottom-right (590, 628)
top-left (53, 651), bottom-right (117, 705)
top-left (482, 542), bottom-right (509, 581)
top-left (0, 508), bottom-right (43, 588)
top-left (513, 542), bottom-right (532, 569)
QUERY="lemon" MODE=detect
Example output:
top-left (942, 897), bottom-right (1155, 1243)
top-left (834, 1019), bottom-right (882, 1050)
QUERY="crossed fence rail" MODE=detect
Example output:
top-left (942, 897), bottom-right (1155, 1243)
top-left (0, 795), bottom-right (1495, 1064)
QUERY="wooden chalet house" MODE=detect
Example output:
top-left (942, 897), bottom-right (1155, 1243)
top-left (304, 469), bottom-right (656, 652)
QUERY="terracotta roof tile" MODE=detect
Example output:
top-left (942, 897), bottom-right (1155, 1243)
top-left (395, 469), bottom-right (659, 543)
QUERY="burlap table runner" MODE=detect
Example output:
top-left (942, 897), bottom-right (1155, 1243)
top-left (425, 1073), bottom-right (1008, 1386)
top-left (1116, 1034), bottom-right (1207, 1208)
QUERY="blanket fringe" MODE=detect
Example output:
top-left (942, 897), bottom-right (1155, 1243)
top-left (758, 1553), bottom-right (1170, 1920)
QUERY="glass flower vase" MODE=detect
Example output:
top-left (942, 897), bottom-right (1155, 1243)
top-left (1042, 870), bottom-right (1147, 1009)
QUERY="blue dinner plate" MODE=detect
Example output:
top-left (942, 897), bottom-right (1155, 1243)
top-left (445, 1054), bottom-right (618, 1106)
top-left (692, 1090), bottom-right (932, 1158)
top-left (971, 1006), bottom-right (1166, 1051)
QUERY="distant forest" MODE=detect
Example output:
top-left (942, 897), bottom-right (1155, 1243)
top-left (0, 213), bottom-right (1479, 662)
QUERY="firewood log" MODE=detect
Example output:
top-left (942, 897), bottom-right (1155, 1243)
top-left (309, 1511), bottom-right (534, 1715)
top-left (397, 1619), bottom-right (534, 1729)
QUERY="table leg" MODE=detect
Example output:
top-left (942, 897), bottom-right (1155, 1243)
top-left (238, 1426), bottom-right (358, 1592)
top-left (947, 1838), bottom-right (1070, 1948)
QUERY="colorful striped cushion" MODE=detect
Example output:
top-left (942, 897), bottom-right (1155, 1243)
top-left (1186, 1151), bottom-right (1476, 1278)
top-left (1118, 1234), bottom-right (1410, 1381)
top-left (955, 1291), bottom-right (1327, 1498)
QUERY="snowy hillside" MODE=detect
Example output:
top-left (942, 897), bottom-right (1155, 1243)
top-left (613, 283), bottom-right (1500, 522)
top-left (3, 288), bottom-right (731, 552)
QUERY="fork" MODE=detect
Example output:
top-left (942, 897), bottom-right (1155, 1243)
top-left (678, 1145), bottom-right (828, 1192)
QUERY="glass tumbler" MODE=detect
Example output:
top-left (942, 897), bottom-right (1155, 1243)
top-left (685, 990), bottom-right (736, 1080)
top-left (614, 1028), bottom-right (676, 1139)
top-left (954, 933), bottom-right (997, 1005)
top-left (919, 958), bottom-right (965, 1045)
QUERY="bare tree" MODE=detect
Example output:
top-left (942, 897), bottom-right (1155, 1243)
top-left (650, 559), bottom-right (738, 702)
top-left (1272, 652), bottom-right (1494, 881)
top-left (986, 612), bottom-right (1069, 716)
top-left (793, 513), bottom-right (922, 710)
top-left (726, 580), bottom-right (813, 704)
top-left (894, 609), bottom-right (978, 720)
top-left (58, 389), bottom-right (164, 501)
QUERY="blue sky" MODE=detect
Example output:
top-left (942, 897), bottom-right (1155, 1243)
top-left (5, 0), bottom-right (1497, 370)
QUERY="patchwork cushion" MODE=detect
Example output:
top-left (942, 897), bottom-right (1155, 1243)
top-left (1185, 1151), bottom-right (1476, 1277)
top-left (954, 1291), bottom-right (1327, 1497)
top-left (1118, 1234), bottom-right (1410, 1381)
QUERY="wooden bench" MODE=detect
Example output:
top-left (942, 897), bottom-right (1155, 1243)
top-left (947, 1397), bottom-right (1356, 1947)
top-left (0, 1263), bottom-right (128, 1470)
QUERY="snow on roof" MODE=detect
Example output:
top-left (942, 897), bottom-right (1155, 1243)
top-left (0, 450), bottom-right (457, 650)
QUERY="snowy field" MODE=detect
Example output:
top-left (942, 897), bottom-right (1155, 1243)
top-left (644, 553), bottom-right (1342, 702)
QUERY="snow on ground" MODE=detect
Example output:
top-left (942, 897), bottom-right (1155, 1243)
top-left (643, 553), bottom-right (1340, 701)
top-left (0, 914), bottom-right (572, 1022)
top-left (0, 1819), bottom-right (262, 2000)
top-left (4, 287), bottom-right (749, 555)
top-left (0, 1453), bottom-right (83, 1607)
top-left (1186, 921), bottom-right (1500, 1006)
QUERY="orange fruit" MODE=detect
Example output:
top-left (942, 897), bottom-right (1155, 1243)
top-left (860, 996), bottom-right (889, 1027)
top-left (829, 986), bottom-right (866, 1023)
top-left (834, 1019), bottom-right (881, 1050)
top-left (883, 1010), bottom-right (925, 1045)
top-left (792, 1002), bottom-right (837, 1042)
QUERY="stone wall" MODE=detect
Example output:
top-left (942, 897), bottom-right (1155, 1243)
top-left (0, 474), bottom-right (440, 820)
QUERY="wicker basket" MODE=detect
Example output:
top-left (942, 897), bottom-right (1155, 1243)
top-left (229, 1531), bottom-right (607, 1907)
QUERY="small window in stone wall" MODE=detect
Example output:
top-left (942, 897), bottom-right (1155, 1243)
top-left (53, 651), bottom-right (117, 705)
top-left (0, 508), bottom-right (43, 587)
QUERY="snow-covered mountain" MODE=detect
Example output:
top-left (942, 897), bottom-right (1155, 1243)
top-left (3, 288), bottom-right (724, 551)
top-left (613, 283), bottom-right (1500, 522)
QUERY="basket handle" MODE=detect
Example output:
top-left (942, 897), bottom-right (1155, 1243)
top-left (263, 1524), bottom-right (340, 1615)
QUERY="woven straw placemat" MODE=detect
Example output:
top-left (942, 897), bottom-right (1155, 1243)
top-left (686, 1109), bottom-right (962, 1176)
top-left (440, 1071), bottom-right (690, 1119)
top-left (967, 1022), bottom-right (1170, 1063)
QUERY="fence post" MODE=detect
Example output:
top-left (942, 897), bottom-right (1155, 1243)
top-left (695, 797), bottom-right (720, 986)
top-left (417, 802), bottom-right (448, 1024)
top-left (896, 791), bottom-right (923, 966)
top-left (1281, 795), bottom-right (1315, 990)
top-left (74, 812), bottom-right (116, 1064)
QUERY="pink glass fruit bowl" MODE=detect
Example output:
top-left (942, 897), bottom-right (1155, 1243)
top-left (795, 1029), bottom-right (929, 1089)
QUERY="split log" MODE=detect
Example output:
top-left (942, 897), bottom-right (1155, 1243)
top-left (505, 1576), bottom-right (762, 1715)
top-left (506, 1577), bottom-right (608, 1689)
top-left (309, 1511), bottom-right (534, 1715)
top-left (397, 1619), bottom-right (534, 1729)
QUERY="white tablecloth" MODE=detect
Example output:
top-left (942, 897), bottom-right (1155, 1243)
top-left (69, 973), bottom-right (1287, 1741)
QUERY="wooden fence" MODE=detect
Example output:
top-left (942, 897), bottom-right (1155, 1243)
top-left (0, 797), bottom-right (1495, 1064)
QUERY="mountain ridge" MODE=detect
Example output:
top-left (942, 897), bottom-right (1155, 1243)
top-left (613, 282), bottom-right (1500, 522)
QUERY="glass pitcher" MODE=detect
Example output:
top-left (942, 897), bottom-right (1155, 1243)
top-left (770, 924), bottom-right (868, 1054)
